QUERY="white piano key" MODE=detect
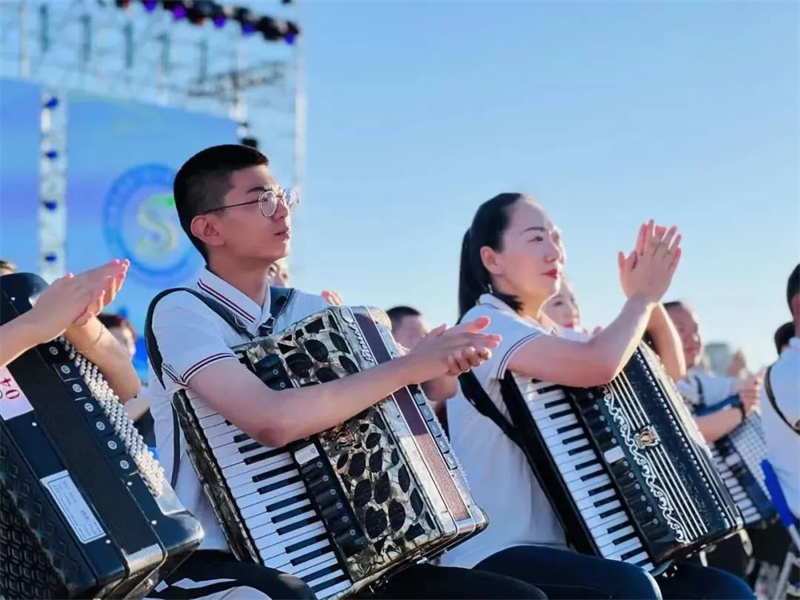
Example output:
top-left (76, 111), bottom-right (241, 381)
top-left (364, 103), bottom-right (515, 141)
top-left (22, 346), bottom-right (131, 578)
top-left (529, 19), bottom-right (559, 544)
top-left (205, 421), bottom-right (242, 442)
top-left (199, 412), bottom-right (228, 428)
top-left (536, 414), bottom-right (579, 434)
top-left (249, 506), bottom-right (318, 540)
top-left (240, 487), bottom-right (307, 518)
top-left (589, 512), bottom-right (630, 536)
top-left (603, 538), bottom-right (645, 562)
top-left (567, 474), bottom-right (613, 499)
top-left (553, 449), bottom-right (597, 469)
top-left (295, 554), bottom-right (339, 579)
top-left (244, 498), bottom-right (312, 529)
top-left (234, 479), bottom-right (304, 511)
top-left (262, 538), bottom-right (331, 570)
top-left (581, 496), bottom-right (621, 518)
top-left (255, 522), bottom-right (326, 553)
top-left (530, 399), bottom-right (570, 416)
top-left (563, 462), bottom-right (604, 484)
top-left (231, 468), bottom-right (298, 500)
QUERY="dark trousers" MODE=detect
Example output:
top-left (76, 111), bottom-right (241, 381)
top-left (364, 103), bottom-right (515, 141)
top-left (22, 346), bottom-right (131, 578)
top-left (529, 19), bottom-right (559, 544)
top-left (475, 545), bottom-right (756, 600)
top-left (151, 550), bottom-right (547, 599)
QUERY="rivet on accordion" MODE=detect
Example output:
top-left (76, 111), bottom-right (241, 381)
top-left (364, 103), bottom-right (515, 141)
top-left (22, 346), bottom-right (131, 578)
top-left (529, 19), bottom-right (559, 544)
top-left (60, 365), bottom-right (69, 374)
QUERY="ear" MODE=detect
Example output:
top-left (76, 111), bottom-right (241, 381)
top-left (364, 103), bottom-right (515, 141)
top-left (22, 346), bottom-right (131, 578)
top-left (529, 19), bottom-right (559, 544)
top-left (190, 215), bottom-right (225, 249)
top-left (792, 294), bottom-right (800, 320)
top-left (479, 245), bottom-right (503, 276)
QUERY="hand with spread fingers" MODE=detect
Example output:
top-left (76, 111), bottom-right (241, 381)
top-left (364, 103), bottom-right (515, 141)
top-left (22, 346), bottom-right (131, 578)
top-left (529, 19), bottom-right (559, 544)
top-left (322, 290), bottom-right (344, 306)
top-left (403, 315), bottom-right (501, 381)
top-left (618, 220), bottom-right (682, 304)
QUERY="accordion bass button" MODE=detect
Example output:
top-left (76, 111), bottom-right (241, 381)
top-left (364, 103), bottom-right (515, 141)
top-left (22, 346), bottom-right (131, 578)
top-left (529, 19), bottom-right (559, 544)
top-left (315, 488), bottom-right (339, 507)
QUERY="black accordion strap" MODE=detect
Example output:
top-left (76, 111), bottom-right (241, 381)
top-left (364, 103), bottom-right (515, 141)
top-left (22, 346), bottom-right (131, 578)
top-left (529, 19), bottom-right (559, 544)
top-left (457, 370), bottom-right (525, 450)
top-left (144, 285), bottom-right (295, 488)
top-left (764, 365), bottom-right (800, 436)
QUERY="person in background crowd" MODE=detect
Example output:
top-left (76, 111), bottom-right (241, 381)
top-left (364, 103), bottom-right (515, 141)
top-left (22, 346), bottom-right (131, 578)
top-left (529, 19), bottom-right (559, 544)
top-left (774, 321), bottom-right (794, 355)
top-left (541, 277), bottom-right (583, 332)
top-left (268, 256), bottom-right (344, 306)
top-left (98, 312), bottom-right (155, 447)
top-left (387, 305), bottom-right (457, 430)
top-left (0, 258), bottom-right (17, 276)
top-left (762, 264), bottom-right (800, 519)
top-left (0, 260), bottom-right (140, 403)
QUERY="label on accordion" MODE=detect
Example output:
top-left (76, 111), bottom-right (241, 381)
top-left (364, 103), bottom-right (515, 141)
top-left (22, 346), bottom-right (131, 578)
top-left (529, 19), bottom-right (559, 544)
top-left (0, 366), bottom-right (33, 420)
top-left (41, 471), bottom-right (106, 544)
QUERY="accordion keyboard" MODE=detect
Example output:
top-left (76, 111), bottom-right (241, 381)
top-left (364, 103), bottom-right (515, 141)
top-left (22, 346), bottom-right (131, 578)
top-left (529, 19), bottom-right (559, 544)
top-left (523, 379), bottom-right (655, 572)
top-left (191, 395), bottom-right (352, 599)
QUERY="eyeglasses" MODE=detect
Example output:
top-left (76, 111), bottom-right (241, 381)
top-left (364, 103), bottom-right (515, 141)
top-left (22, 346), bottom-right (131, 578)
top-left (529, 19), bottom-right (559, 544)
top-left (204, 187), bottom-right (300, 219)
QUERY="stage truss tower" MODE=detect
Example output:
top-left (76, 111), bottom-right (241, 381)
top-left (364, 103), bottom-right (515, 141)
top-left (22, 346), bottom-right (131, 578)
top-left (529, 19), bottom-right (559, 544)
top-left (0, 0), bottom-right (304, 281)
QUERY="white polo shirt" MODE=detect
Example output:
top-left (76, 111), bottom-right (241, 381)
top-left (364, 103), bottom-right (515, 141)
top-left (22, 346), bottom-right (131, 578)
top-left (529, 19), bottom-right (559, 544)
top-left (442, 294), bottom-right (587, 569)
top-left (147, 268), bottom-right (330, 551)
top-left (676, 368), bottom-right (739, 409)
top-left (762, 336), bottom-right (800, 518)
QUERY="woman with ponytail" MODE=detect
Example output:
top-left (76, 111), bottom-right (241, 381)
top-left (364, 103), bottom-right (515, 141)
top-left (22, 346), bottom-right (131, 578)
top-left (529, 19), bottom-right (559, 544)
top-left (443, 193), bottom-right (754, 600)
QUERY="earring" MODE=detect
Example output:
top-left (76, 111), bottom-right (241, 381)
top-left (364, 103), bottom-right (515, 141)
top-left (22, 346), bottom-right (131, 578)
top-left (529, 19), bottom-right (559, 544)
top-left (487, 282), bottom-right (494, 294)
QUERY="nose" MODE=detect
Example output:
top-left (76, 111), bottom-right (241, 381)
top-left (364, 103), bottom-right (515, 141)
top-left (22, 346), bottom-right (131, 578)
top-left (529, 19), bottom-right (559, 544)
top-left (545, 239), bottom-right (564, 264)
top-left (272, 195), bottom-right (290, 220)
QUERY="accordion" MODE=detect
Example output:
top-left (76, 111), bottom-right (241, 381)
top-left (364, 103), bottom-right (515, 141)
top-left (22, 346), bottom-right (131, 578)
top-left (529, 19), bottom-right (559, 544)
top-left (696, 402), bottom-right (776, 528)
top-left (172, 306), bottom-right (487, 599)
top-left (500, 345), bottom-right (742, 576)
top-left (0, 273), bottom-right (203, 599)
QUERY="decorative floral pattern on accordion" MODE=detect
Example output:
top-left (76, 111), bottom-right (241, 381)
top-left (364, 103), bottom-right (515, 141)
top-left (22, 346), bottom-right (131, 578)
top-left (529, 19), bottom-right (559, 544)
top-left (242, 308), bottom-right (447, 581)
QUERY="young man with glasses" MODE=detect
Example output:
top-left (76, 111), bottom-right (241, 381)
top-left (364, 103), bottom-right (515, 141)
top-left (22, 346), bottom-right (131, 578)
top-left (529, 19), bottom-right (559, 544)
top-left (145, 145), bottom-right (545, 600)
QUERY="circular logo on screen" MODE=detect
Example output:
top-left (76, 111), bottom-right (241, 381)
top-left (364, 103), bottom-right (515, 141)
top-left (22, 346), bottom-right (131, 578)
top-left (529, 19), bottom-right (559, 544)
top-left (104, 164), bottom-right (201, 286)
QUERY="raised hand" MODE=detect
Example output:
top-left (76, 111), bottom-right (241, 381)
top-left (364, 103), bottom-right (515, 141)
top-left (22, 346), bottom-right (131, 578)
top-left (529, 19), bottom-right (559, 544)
top-left (403, 316), bottom-right (501, 382)
top-left (739, 372), bottom-right (762, 416)
top-left (29, 259), bottom-right (129, 342)
top-left (322, 290), bottom-right (344, 306)
top-left (619, 220), bottom-right (682, 303)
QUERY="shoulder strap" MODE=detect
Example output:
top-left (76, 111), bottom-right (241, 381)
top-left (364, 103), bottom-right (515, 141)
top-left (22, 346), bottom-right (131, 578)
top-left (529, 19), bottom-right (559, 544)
top-left (457, 371), bottom-right (525, 450)
top-left (764, 365), bottom-right (800, 436)
top-left (259, 286), bottom-right (296, 336)
top-left (693, 374), bottom-right (705, 405)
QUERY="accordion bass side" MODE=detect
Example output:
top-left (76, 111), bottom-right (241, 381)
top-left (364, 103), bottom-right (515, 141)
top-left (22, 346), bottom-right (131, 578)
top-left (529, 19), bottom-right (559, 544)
top-left (697, 403), bottom-right (776, 527)
top-left (0, 273), bottom-right (203, 599)
top-left (500, 345), bottom-right (742, 576)
top-left (173, 306), bottom-right (487, 599)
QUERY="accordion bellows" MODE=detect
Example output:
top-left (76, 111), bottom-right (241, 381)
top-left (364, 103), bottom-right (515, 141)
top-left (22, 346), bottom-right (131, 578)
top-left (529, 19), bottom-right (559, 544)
top-left (173, 306), bottom-right (486, 599)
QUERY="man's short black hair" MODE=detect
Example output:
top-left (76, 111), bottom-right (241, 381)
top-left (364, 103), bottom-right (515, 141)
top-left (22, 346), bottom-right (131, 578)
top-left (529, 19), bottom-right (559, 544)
top-left (173, 144), bottom-right (269, 260)
top-left (98, 313), bottom-right (137, 340)
top-left (663, 301), bottom-right (685, 312)
top-left (0, 258), bottom-right (17, 273)
top-left (386, 306), bottom-right (421, 332)
top-left (787, 263), bottom-right (800, 314)
top-left (774, 321), bottom-right (794, 355)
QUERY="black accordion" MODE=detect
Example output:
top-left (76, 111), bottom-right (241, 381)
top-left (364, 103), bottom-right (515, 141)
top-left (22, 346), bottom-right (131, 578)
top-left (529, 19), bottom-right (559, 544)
top-left (695, 400), bottom-right (776, 528)
top-left (500, 345), bottom-right (742, 575)
top-left (0, 273), bottom-right (203, 599)
top-left (171, 306), bottom-right (487, 599)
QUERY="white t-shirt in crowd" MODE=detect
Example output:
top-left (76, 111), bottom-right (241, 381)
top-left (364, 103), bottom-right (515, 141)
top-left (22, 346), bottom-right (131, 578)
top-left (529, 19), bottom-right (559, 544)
top-left (442, 293), bottom-right (587, 569)
top-left (761, 336), bottom-right (800, 518)
top-left (147, 268), bottom-right (329, 551)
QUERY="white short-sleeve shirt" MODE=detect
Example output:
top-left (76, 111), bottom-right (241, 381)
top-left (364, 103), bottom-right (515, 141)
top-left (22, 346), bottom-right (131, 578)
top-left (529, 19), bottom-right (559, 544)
top-left (442, 294), bottom-right (588, 568)
top-left (761, 336), bottom-right (800, 518)
top-left (676, 368), bottom-right (740, 409)
top-left (147, 268), bottom-right (329, 551)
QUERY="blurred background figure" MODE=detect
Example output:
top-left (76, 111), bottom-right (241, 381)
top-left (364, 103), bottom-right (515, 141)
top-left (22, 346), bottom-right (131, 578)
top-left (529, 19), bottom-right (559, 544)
top-left (0, 259), bottom-right (17, 276)
top-left (267, 257), bottom-right (290, 287)
top-left (542, 277), bottom-right (583, 332)
top-left (98, 311), bottom-right (155, 448)
top-left (774, 322), bottom-right (795, 356)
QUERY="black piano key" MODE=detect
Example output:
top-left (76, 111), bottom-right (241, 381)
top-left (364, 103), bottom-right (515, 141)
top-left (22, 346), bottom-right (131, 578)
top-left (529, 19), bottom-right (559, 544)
top-left (598, 506), bottom-right (620, 519)
top-left (311, 573), bottom-right (350, 595)
top-left (562, 433), bottom-right (585, 445)
top-left (573, 459), bottom-right (597, 471)
top-left (273, 505), bottom-right (314, 524)
top-left (285, 532), bottom-right (328, 554)
top-left (543, 399), bottom-right (567, 409)
top-left (236, 441), bottom-right (261, 454)
top-left (557, 423), bottom-right (582, 435)
top-left (258, 475), bottom-right (302, 495)
top-left (607, 521), bottom-right (632, 534)
top-left (620, 548), bottom-right (642, 561)
top-left (304, 563), bottom-right (343, 585)
top-left (612, 531), bottom-right (639, 546)
top-left (253, 463), bottom-right (297, 483)
top-left (266, 493), bottom-right (308, 513)
top-left (568, 444), bottom-right (592, 456)
top-left (588, 483), bottom-right (615, 496)
top-left (290, 546), bottom-right (331, 566)
top-left (233, 433), bottom-right (251, 443)
top-left (244, 447), bottom-right (285, 465)
top-left (276, 515), bottom-right (320, 535)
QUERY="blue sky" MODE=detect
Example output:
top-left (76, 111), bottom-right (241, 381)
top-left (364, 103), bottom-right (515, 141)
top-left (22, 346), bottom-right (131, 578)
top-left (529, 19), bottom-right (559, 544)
top-left (283, 0), bottom-right (799, 370)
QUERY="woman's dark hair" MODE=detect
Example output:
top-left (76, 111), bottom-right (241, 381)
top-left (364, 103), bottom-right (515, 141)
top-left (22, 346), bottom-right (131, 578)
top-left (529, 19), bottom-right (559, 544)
top-left (458, 193), bottom-right (529, 318)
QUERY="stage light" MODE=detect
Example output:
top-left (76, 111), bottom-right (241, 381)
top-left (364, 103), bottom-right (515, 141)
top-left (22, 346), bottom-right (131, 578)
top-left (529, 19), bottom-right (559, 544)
top-left (43, 97), bottom-right (59, 109)
top-left (142, 0), bottom-right (157, 12)
top-left (115, 0), bottom-right (131, 8)
top-left (44, 253), bottom-right (58, 264)
top-left (42, 200), bottom-right (58, 211)
top-left (162, 1), bottom-right (187, 20)
top-left (44, 150), bottom-right (58, 160)
top-left (234, 7), bottom-right (257, 36)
